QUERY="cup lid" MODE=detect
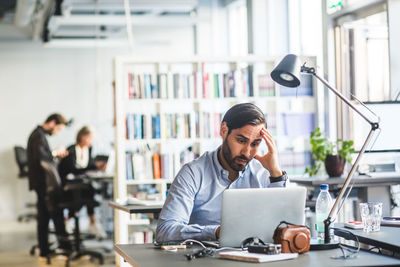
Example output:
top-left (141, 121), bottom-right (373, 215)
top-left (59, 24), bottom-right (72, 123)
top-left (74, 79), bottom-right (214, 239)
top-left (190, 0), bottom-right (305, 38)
top-left (320, 184), bottom-right (329, 190)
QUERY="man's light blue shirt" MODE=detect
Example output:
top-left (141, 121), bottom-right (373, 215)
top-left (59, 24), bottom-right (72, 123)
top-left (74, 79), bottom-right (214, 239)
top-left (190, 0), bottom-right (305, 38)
top-left (155, 147), bottom-right (286, 242)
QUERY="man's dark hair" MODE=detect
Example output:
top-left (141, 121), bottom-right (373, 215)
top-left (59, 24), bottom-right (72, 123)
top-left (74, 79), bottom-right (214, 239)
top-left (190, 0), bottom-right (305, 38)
top-left (222, 103), bottom-right (266, 134)
top-left (44, 113), bottom-right (68, 125)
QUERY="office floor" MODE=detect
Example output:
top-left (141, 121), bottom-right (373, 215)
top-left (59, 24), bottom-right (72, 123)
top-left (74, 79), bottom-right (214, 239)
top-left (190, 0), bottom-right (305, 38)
top-left (0, 221), bottom-right (115, 267)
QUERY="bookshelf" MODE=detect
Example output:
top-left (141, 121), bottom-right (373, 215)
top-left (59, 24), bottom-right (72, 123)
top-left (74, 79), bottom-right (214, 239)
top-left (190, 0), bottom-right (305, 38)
top-left (113, 55), bottom-right (319, 250)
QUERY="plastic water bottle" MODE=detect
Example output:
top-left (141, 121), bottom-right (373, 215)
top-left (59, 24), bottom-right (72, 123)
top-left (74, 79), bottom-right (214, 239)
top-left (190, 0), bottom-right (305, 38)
top-left (315, 184), bottom-right (332, 239)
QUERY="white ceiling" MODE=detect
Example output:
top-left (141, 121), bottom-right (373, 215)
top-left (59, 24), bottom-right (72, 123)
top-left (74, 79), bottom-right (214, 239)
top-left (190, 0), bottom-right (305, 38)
top-left (9, 0), bottom-right (199, 44)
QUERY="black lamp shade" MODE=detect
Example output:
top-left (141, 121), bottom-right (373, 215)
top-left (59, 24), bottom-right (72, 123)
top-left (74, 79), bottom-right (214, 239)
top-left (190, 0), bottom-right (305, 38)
top-left (270, 54), bottom-right (301, 87)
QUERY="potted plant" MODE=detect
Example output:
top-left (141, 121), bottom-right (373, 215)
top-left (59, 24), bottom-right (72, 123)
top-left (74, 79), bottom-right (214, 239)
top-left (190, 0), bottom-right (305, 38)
top-left (305, 128), bottom-right (355, 177)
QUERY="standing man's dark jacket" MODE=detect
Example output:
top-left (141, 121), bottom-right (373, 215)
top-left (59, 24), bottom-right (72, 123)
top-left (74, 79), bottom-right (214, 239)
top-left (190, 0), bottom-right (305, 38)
top-left (27, 126), bottom-right (53, 192)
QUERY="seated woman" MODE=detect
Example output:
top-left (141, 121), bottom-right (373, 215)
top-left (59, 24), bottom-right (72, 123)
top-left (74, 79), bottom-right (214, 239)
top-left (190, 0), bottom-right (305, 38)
top-left (58, 126), bottom-right (107, 239)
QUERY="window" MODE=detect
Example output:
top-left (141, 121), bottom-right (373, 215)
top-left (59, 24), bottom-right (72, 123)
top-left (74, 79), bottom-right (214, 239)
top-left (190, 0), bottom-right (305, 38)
top-left (227, 0), bottom-right (248, 56)
top-left (335, 7), bottom-right (390, 102)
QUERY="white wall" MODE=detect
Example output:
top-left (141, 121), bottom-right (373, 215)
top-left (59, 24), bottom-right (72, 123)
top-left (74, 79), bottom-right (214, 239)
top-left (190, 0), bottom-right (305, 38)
top-left (0, 22), bottom-right (196, 220)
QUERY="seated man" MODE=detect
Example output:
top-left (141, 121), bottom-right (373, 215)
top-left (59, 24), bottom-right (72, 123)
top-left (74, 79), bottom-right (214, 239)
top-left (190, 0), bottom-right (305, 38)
top-left (156, 103), bottom-right (287, 242)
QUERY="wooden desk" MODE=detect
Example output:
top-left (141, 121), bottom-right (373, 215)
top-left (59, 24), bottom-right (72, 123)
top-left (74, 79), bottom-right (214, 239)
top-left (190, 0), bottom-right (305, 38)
top-left (291, 173), bottom-right (400, 217)
top-left (114, 243), bottom-right (400, 267)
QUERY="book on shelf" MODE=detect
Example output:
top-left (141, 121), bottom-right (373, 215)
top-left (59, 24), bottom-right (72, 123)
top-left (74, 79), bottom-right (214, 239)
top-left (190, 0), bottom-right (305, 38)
top-left (152, 153), bottom-right (161, 179)
top-left (258, 74), bottom-right (275, 96)
top-left (265, 113), bottom-right (277, 135)
top-left (126, 153), bottom-right (133, 180)
top-left (151, 114), bottom-right (161, 139)
top-left (126, 146), bottom-right (198, 180)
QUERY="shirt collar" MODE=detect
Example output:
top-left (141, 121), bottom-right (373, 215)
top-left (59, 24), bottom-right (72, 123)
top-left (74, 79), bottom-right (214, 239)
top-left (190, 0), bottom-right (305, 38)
top-left (213, 147), bottom-right (228, 177)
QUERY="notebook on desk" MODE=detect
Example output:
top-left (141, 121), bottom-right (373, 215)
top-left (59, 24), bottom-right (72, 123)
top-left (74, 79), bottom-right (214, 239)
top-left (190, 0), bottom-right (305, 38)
top-left (219, 250), bottom-right (298, 263)
top-left (219, 187), bottom-right (307, 248)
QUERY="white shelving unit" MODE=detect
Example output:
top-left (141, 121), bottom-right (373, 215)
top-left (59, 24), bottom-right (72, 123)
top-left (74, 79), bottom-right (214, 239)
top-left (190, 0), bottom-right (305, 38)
top-left (113, 55), bottom-right (319, 250)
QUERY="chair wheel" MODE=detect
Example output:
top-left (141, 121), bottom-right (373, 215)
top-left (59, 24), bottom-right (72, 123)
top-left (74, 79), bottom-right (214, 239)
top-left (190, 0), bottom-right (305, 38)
top-left (30, 246), bottom-right (37, 256)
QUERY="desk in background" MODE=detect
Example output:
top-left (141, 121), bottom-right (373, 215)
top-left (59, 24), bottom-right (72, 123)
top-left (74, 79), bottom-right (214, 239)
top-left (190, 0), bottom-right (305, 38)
top-left (108, 201), bottom-right (163, 215)
top-left (114, 243), bottom-right (400, 267)
top-left (291, 173), bottom-right (400, 217)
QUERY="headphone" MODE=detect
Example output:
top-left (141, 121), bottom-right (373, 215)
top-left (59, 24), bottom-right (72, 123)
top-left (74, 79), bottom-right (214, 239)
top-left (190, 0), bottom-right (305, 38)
top-left (241, 237), bottom-right (266, 250)
top-left (186, 247), bottom-right (214, 260)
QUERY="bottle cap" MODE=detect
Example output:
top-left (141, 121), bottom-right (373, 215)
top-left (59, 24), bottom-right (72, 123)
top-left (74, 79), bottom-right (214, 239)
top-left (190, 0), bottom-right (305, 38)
top-left (320, 184), bottom-right (329, 190)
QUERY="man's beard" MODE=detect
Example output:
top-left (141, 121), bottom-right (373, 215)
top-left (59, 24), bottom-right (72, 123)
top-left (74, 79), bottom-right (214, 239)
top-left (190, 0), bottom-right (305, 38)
top-left (44, 127), bottom-right (55, 135)
top-left (221, 137), bottom-right (250, 172)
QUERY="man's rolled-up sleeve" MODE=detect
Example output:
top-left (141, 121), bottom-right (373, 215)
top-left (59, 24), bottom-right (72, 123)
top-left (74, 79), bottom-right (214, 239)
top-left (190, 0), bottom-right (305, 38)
top-left (155, 165), bottom-right (218, 242)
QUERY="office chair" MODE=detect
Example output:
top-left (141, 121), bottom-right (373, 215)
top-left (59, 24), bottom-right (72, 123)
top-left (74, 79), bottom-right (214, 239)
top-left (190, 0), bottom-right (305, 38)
top-left (14, 146), bottom-right (29, 177)
top-left (40, 161), bottom-right (104, 266)
top-left (14, 146), bottom-right (37, 222)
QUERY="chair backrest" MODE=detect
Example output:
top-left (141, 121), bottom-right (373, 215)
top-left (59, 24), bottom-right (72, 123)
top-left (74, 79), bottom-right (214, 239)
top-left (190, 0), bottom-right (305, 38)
top-left (40, 160), bottom-right (63, 196)
top-left (14, 146), bottom-right (29, 178)
top-left (40, 160), bottom-right (95, 213)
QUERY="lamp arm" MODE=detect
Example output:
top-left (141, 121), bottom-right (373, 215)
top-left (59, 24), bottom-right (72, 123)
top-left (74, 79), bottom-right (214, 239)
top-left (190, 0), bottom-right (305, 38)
top-left (301, 66), bottom-right (379, 127)
top-left (301, 66), bottom-right (380, 243)
top-left (323, 127), bottom-right (378, 243)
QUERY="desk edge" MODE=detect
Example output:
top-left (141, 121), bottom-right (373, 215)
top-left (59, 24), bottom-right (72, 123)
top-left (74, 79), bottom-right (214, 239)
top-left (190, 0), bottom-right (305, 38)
top-left (115, 244), bottom-right (140, 267)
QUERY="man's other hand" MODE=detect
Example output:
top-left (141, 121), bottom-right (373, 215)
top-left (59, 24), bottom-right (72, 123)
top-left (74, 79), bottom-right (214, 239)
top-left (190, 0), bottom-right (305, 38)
top-left (254, 128), bottom-right (282, 177)
top-left (52, 147), bottom-right (69, 158)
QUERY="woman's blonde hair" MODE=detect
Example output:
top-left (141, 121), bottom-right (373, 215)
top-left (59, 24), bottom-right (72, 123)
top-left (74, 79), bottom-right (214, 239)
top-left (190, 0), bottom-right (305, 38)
top-left (76, 126), bottom-right (93, 144)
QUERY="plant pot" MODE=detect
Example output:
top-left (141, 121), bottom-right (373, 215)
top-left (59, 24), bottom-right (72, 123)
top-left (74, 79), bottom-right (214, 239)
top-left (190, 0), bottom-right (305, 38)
top-left (324, 155), bottom-right (345, 177)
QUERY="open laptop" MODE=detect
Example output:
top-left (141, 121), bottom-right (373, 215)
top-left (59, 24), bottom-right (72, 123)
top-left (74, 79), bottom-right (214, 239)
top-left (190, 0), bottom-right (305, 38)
top-left (84, 150), bottom-right (115, 178)
top-left (218, 187), bottom-right (307, 248)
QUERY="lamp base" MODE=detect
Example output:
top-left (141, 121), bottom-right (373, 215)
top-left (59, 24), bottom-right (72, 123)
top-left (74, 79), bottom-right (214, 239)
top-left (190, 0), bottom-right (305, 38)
top-left (310, 237), bottom-right (339, 250)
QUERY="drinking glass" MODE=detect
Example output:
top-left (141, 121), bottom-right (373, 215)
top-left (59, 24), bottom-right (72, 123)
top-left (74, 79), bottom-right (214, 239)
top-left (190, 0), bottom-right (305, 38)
top-left (359, 202), bottom-right (383, 232)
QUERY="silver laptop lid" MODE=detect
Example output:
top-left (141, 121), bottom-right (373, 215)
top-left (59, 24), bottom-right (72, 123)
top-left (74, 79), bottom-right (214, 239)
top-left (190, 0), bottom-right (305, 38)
top-left (219, 187), bottom-right (306, 247)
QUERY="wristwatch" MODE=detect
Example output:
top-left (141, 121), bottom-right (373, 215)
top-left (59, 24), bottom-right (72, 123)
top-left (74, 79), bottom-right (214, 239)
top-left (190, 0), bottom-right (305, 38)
top-left (269, 170), bottom-right (287, 183)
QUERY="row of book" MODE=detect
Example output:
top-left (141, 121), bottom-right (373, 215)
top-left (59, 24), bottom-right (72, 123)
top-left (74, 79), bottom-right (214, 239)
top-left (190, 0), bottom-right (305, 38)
top-left (126, 147), bottom-right (198, 180)
top-left (127, 71), bottom-right (313, 100)
top-left (127, 67), bottom-right (254, 100)
top-left (125, 112), bottom-right (226, 140)
top-left (126, 149), bottom-right (313, 178)
top-left (126, 113), bottom-right (193, 140)
top-left (125, 112), bottom-right (312, 141)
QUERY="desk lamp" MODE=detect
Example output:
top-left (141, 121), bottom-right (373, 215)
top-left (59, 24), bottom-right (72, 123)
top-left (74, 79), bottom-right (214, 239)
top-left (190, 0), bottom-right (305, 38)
top-left (270, 54), bottom-right (380, 249)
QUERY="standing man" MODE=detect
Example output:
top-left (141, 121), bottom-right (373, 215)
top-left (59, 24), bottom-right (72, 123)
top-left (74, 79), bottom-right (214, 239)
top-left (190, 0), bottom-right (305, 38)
top-left (156, 103), bottom-right (287, 242)
top-left (27, 113), bottom-right (71, 258)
